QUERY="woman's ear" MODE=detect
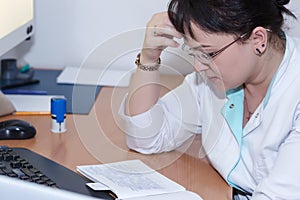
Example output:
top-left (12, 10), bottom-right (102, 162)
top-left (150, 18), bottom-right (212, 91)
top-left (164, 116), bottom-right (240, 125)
top-left (250, 27), bottom-right (268, 56)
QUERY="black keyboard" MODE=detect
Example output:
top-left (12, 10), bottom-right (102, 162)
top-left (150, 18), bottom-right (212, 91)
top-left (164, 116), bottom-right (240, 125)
top-left (0, 147), bottom-right (57, 186)
top-left (0, 146), bottom-right (114, 199)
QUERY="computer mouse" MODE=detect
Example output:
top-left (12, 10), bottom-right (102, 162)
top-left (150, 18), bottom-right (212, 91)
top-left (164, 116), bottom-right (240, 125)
top-left (0, 119), bottom-right (36, 140)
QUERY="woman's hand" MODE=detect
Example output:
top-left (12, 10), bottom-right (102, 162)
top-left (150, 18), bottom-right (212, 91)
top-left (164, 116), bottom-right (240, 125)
top-left (140, 12), bottom-right (182, 64)
top-left (126, 12), bottom-right (182, 116)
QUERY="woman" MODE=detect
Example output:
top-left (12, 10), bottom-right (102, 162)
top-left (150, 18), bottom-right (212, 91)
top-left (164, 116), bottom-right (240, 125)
top-left (120, 0), bottom-right (299, 199)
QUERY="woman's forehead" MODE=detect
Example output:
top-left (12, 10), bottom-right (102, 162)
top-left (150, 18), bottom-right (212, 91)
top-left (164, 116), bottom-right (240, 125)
top-left (182, 24), bottom-right (210, 46)
top-left (183, 23), bottom-right (236, 47)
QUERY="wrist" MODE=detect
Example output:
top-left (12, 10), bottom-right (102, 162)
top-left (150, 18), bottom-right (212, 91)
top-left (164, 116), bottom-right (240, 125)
top-left (135, 53), bottom-right (161, 71)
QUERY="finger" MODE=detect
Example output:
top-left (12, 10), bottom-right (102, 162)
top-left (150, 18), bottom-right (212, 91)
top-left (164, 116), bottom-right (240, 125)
top-left (165, 24), bottom-right (183, 39)
top-left (149, 25), bottom-right (182, 39)
top-left (155, 37), bottom-right (180, 48)
top-left (144, 36), bottom-right (180, 50)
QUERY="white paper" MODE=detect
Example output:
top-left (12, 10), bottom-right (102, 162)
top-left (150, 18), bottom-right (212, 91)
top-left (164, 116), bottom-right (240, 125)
top-left (6, 94), bottom-right (64, 112)
top-left (56, 66), bottom-right (132, 87)
top-left (122, 191), bottom-right (203, 200)
top-left (77, 160), bottom-right (192, 199)
top-left (86, 182), bottom-right (111, 191)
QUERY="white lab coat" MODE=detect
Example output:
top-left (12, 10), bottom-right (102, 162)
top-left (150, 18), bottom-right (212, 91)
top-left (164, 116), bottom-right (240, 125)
top-left (119, 35), bottom-right (300, 199)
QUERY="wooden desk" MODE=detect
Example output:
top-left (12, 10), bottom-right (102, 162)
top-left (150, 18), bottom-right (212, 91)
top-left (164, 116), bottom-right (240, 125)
top-left (0, 75), bottom-right (231, 200)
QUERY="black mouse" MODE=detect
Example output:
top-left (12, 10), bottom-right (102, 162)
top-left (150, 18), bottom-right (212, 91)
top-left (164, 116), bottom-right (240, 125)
top-left (0, 119), bottom-right (36, 140)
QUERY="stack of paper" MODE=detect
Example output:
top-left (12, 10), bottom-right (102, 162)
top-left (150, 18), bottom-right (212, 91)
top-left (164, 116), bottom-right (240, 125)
top-left (6, 94), bottom-right (64, 114)
top-left (56, 66), bottom-right (132, 87)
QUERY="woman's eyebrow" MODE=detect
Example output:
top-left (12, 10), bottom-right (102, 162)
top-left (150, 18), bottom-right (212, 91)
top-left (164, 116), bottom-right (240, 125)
top-left (183, 38), bottom-right (212, 50)
top-left (183, 36), bottom-right (212, 50)
top-left (188, 44), bottom-right (212, 51)
top-left (193, 44), bottom-right (211, 49)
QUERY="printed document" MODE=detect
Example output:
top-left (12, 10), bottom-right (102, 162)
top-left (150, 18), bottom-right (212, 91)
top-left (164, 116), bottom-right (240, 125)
top-left (77, 159), bottom-right (203, 200)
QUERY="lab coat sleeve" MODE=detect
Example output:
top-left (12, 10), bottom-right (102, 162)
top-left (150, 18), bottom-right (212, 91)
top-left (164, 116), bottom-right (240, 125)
top-left (119, 73), bottom-right (202, 154)
top-left (251, 102), bottom-right (300, 200)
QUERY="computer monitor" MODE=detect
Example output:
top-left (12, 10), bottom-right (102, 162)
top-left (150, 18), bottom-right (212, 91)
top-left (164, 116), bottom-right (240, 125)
top-left (0, 0), bottom-right (34, 56)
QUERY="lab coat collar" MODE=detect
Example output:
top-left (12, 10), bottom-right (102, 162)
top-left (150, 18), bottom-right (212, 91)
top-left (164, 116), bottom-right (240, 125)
top-left (223, 34), bottom-right (292, 136)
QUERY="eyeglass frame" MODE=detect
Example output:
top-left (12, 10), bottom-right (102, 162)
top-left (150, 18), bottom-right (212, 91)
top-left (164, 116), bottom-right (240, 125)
top-left (182, 32), bottom-right (249, 65)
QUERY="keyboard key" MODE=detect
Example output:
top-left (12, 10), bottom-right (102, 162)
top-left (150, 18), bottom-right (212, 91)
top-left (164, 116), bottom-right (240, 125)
top-left (0, 162), bottom-right (5, 169)
top-left (20, 168), bottom-right (37, 178)
top-left (30, 167), bottom-right (40, 173)
top-left (10, 161), bottom-right (22, 168)
top-left (0, 169), bottom-right (6, 175)
top-left (2, 168), bottom-right (13, 174)
top-left (46, 180), bottom-right (57, 187)
top-left (3, 154), bottom-right (13, 161)
top-left (12, 168), bottom-right (25, 177)
top-left (7, 173), bottom-right (18, 178)
top-left (20, 175), bottom-right (30, 180)
top-left (36, 179), bottom-right (46, 184)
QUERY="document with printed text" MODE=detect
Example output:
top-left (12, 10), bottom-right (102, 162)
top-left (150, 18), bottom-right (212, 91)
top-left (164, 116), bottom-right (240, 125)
top-left (77, 159), bottom-right (203, 200)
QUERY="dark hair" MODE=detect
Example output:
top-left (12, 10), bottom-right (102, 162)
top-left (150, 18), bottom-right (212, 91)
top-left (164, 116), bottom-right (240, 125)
top-left (168, 0), bottom-right (297, 39)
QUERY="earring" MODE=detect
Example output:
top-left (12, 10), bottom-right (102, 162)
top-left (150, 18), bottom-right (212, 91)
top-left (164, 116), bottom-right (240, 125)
top-left (256, 48), bottom-right (262, 55)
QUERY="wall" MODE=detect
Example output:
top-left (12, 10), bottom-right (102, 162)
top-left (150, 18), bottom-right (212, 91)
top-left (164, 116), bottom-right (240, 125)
top-left (12, 0), bottom-right (170, 69)
top-left (3, 0), bottom-right (300, 75)
top-left (286, 1), bottom-right (300, 36)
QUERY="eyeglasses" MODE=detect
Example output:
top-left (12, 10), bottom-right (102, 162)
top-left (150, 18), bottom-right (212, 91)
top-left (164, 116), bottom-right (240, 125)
top-left (182, 32), bottom-right (248, 65)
